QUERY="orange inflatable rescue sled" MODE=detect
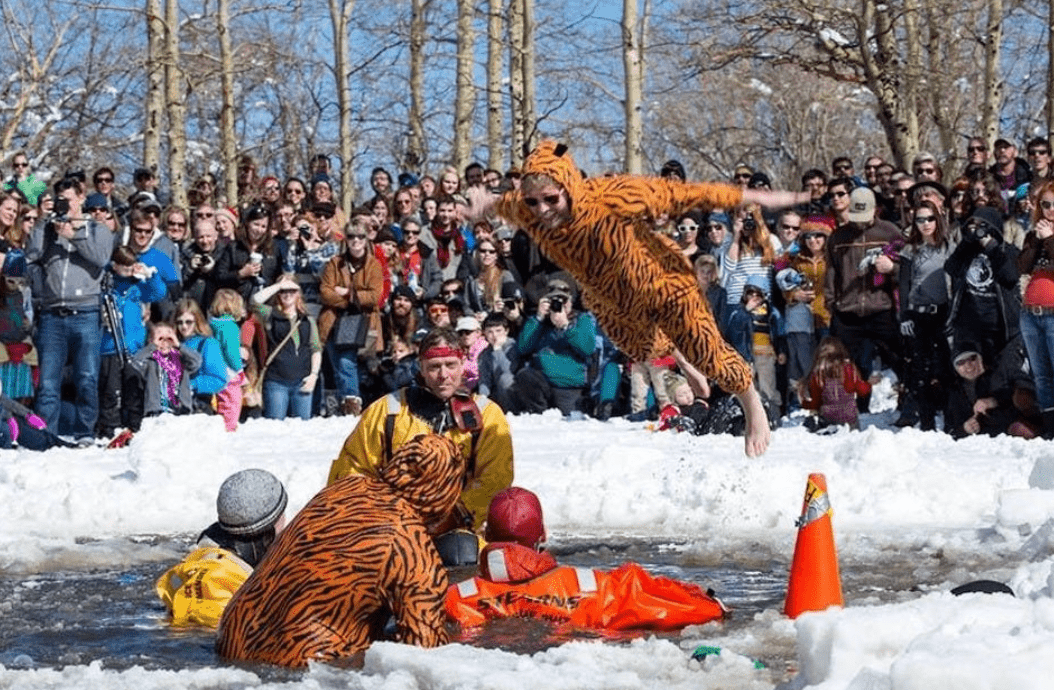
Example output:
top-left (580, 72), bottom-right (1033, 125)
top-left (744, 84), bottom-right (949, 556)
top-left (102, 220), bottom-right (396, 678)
top-left (446, 559), bottom-right (727, 631)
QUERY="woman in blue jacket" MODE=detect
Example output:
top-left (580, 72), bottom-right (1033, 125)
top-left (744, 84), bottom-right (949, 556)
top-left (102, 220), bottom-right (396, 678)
top-left (174, 298), bottom-right (228, 415)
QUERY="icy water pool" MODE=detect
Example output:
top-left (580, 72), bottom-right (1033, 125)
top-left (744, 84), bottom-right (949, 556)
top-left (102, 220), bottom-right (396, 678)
top-left (0, 533), bottom-right (1007, 682)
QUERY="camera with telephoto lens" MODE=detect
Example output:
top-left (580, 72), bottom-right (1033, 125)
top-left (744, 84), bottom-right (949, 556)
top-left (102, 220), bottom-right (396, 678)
top-left (503, 298), bottom-right (517, 310)
top-left (548, 294), bottom-right (566, 313)
top-left (742, 215), bottom-right (757, 233)
top-left (52, 198), bottom-right (71, 222)
top-left (964, 219), bottom-right (989, 243)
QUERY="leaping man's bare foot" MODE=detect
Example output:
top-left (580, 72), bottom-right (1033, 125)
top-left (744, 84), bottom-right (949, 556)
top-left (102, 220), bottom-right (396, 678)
top-left (736, 386), bottom-right (770, 457)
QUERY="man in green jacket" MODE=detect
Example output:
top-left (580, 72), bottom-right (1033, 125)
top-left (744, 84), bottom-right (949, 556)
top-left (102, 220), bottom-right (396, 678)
top-left (512, 278), bottom-right (596, 415)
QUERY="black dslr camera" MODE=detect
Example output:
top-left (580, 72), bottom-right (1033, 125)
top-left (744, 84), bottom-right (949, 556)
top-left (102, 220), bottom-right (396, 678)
top-left (742, 215), bottom-right (757, 233)
top-left (548, 295), bottom-right (566, 313)
top-left (963, 219), bottom-right (989, 243)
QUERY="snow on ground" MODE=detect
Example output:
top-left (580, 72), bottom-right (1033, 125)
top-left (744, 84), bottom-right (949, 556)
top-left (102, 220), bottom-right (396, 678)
top-left (1, 406), bottom-right (1054, 688)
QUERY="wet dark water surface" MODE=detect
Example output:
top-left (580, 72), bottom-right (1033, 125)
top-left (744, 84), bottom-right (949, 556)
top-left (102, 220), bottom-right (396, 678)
top-left (0, 534), bottom-right (1001, 681)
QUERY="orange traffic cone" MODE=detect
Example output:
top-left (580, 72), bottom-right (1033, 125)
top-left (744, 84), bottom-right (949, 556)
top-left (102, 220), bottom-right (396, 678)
top-left (784, 473), bottom-right (843, 618)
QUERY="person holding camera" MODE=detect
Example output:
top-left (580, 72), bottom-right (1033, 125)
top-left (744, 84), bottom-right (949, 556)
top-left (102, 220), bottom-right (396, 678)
top-left (27, 173), bottom-right (113, 445)
top-left (510, 280), bottom-right (596, 416)
top-left (723, 205), bottom-right (780, 309)
top-left (182, 216), bottom-right (223, 312)
top-left (945, 205), bottom-right (1023, 384)
top-left (215, 204), bottom-right (281, 306)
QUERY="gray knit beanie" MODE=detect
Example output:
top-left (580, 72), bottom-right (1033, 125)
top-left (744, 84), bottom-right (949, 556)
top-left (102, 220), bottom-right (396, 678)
top-left (216, 469), bottom-right (288, 536)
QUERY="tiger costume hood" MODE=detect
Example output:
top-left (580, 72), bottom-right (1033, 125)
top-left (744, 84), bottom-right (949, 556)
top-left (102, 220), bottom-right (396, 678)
top-left (519, 140), bottom-right (585, 200)
top-left (379, 433), bottom-right (466, 523)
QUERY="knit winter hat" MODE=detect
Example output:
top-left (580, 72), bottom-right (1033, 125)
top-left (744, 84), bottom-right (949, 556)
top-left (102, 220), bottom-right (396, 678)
top-left (485, 487), bottom-right (546, 549)
top-left (216, 469), bottom-right (287, 536)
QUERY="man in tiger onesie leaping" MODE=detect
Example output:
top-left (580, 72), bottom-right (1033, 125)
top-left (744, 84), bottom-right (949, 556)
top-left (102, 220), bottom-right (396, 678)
top-left (492, 142), bottom-right (809, 457)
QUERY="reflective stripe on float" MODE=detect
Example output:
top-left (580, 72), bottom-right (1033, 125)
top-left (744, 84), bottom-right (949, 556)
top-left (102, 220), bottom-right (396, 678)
top-left (457, 579), bottom-right (479, 597)
top-left (575, 567), bottom-right (598, 593)
top-left (487, 549), bottom-right (509, 582)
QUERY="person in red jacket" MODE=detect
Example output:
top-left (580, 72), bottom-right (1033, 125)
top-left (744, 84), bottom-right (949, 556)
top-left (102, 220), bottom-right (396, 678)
top-left (800, 336), bottom-right (872, 432)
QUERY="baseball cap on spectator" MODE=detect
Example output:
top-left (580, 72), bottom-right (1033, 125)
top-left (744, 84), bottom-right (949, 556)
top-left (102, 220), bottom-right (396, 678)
top-left (374, 227), bottom-right (397, 245)
top-left (660, 159), bottom-right (686, 180)
top-left (748, 172), bottom-right (772, 189)
top-left (908, 180), bottom-right (949, 205)
top-left (546, 278), bottom-right (574, 300)
top-left (994, 138), bottom-right (1014, 149)
top-left (311, 201), bottom-right (337, 219)
top-left (455, 316), bottom-right (480, 333)
top-left (485, 487), bottom-right (546, 549)
top-left (708, 211), bottom-right (731, 230)
top-left (952, 341), bottom-right (982, 367)
top-left (3, 249), bottom-right (27, 279)
top-left (846, 187), bottom-right (877, 223)
top-left (130, 191), bottom-right (162, 214)
top-left (500, 282), bottom-right (524, 301)
top-left (398, 172), bottom-right (419, 188)
top-left (83, 193), bottom-right (110, 212)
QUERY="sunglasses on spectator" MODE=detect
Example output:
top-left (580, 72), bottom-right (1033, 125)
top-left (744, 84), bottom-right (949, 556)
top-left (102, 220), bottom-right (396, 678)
top-left (780, 223), bottom-right (800, 231)
top-left (347, 233), bottom-right (367, 240)
top-left (478, 248), bottom-right (497, 254)
top-left (833, 164), bottom-right (852, 171)
top-left (404, 229), bottom-right (420, 236)
top-left (278, 288), bottom-right (299, 295)
top-left (734, 172), bottom-right (752, 180)
top-left (677, 223), bottom-right (699, 232)
top-left (916, 167), bottom-right (936, 175)
top-left (442, 288), bottom-right (460, 296)
top-left (707, 223), bottom-right (726, 232)
top-left (195, 211), bottom-right (214, 218)
top-left (968, 145), bottom-right (987, 153)
top-left (914, 215), bottom-right (937, 225)
top-left (176, 318), bottom-right (195, 326)
top-left (95, 176), bottom-right (114, 183)
top-left (167, 220), bottom-right (187, 227)
top-left (831, 190), bottom-right (848, 198)
top-left (1041, 200), bottom-right (1054, 210)
top-left (802, 231), bottom-right (826, 240)
top-left (523, 194), bottom-right (561, 207)
top-left (285, 187), bottom-right (305, 195)
top-left (12, 162), bottom-right (28, 169)
top-left (1030, 149), bottom-right (1050, 156)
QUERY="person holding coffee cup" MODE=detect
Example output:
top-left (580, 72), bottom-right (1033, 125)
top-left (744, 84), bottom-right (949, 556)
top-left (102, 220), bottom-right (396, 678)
top-left (216, 204), bottom-right (281, 304)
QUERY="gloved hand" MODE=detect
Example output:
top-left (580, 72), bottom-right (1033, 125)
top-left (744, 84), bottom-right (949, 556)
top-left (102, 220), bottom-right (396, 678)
top-left (900, 319), bottom-right (915, 337)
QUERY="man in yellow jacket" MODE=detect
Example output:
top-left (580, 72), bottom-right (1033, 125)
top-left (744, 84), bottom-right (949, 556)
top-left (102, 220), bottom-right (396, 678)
top-left (327, 326), bottom-right (513, 535)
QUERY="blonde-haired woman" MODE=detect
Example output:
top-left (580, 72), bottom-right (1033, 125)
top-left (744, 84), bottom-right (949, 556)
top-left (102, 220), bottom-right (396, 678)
top-left (174, 298), bottom-right (229, 421)
top-left (251, 274), bottom-right (322, 420)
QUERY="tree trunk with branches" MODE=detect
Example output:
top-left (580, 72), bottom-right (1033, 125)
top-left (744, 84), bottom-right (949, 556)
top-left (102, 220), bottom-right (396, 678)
top-left (622, 0), bottom-right (643, 174)
top-left (165, 0), bottom-right (187, 208)
top-left (145, 0), bottom-right (164, 172)
top-left (217, 0), bottom-right (237, 205)
top-left (454, 0), bottom-right (476, 172)
top-left (329, 0), bottom-right (356, 211)
top-left (486, 0), bottom-right (504, 171)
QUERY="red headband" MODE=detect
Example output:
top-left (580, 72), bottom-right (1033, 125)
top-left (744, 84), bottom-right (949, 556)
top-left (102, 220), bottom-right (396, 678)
top-left (420, 345), bottom-right (465, 360)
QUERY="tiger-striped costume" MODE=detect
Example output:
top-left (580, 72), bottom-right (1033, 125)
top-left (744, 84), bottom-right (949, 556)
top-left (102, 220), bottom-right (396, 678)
top-left (215, 434), bottom-right (465, 668)
top-left (497, 141), bottom-right (752, 394)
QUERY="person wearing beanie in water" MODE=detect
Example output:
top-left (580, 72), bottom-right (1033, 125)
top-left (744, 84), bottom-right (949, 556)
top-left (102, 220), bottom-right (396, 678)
top-left (217, 434), bottom-right (465, 668)
top-left (479, 141), bottom-right (808, 456)
top-left (447, 487), bottom-right (726, 631)
top-left (156, 468), bottom-right (287, 627)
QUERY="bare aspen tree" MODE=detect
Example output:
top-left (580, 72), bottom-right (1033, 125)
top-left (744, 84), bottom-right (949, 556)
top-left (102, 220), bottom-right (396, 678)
top-left (217, 0), bottom-right (238, 205)
top-left (486, 0), bottom-right (504, 170)
top-left (522, 0), bottom-right (536, 155)
top-left (622, 0), bottom-right (643, 174)
top-left (145, 0), bottom-right (164, 172)
top-left (165, 0), bottom-right (187, 208)
top-left (407, 0), bottom-right (427, 173)
top-left (982, 0), bottom-right (1004, 146)
top-left (329, 0), bottom-right (357, 211)
top-left (454, 0), bottom-right (476, 172)
top-left (508, 0), bottom-right (526, 166)
top-left (1049, 0), bottom-right (1054, 138)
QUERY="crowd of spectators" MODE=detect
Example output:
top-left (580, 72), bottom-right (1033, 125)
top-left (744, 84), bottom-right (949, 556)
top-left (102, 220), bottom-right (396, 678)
top-left (2, 136), bottom-right (1053, 447)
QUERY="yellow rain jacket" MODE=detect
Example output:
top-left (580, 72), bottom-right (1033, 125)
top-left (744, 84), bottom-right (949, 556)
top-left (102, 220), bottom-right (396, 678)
top-left (327, 387), bottom-right (513, 530)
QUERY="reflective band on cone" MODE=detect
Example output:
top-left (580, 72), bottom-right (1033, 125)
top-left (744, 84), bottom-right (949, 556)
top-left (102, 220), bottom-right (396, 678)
top-left (784, 473), bottom-right (843, 619)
